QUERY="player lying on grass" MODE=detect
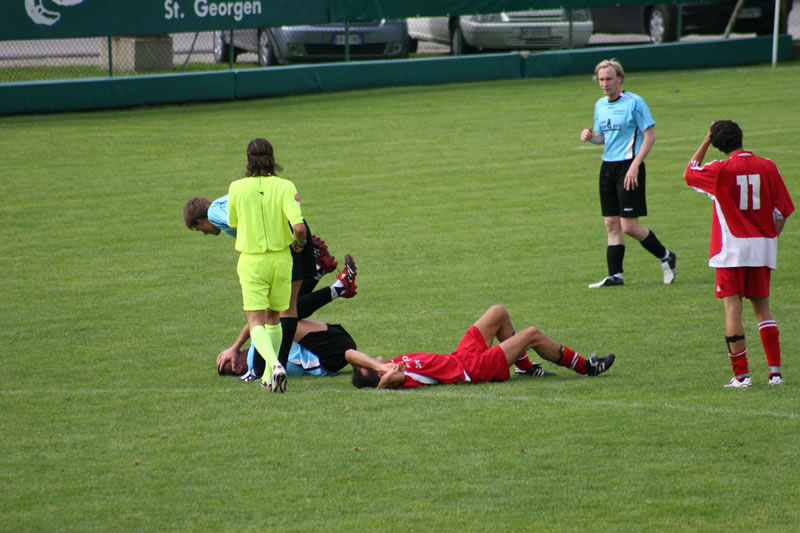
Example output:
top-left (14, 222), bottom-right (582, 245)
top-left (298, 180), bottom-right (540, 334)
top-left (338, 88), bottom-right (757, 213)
top-left (215, 250), bottom-right (357, 380)
top-left (216, 261), bottom-right (357, 379)
top-left (218, 319), bottom-right (356, 377)
top-left (347, 305), bottom-right (615, 389)
top-left (184, 195), bottom-right (357, 380)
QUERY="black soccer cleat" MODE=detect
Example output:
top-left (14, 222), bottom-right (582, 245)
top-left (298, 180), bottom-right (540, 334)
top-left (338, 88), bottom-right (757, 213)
top-left (515, 363), bottom-right (557, 377)
top-left (585, 353), bottom-right (616, 376)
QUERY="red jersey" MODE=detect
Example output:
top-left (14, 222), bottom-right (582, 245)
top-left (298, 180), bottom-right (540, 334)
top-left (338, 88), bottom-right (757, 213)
top-left (389, 352), bottom-right (469, 388)
top-left (389, 326), bottom-right (510, 389)
top-left (684, 151), bottom-right (794, 268)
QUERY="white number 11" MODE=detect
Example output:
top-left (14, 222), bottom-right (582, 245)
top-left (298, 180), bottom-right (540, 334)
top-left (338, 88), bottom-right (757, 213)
top-left (736, 174), bottom-right (761, 210)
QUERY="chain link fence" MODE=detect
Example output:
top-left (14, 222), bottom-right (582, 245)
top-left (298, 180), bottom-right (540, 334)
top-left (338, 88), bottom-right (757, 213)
top-left (1, 4), bottom-right (797, 83)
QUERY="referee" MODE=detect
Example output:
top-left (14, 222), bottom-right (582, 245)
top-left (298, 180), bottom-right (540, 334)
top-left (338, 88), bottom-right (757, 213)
top-left (580, 58), bottom-right (677, 288)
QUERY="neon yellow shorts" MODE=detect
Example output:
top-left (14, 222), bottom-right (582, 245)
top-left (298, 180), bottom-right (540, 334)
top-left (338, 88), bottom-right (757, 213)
top-left (236, 250), bottom-right (292, 312)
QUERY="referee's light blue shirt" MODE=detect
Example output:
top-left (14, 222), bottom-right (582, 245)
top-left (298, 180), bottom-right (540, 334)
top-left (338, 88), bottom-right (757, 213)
top-left (593, 90), bottom-right (654, 162)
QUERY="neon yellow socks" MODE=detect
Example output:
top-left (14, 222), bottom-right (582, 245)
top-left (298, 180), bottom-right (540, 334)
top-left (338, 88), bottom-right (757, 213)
top-left (250, 324), bottom-right (283, 380)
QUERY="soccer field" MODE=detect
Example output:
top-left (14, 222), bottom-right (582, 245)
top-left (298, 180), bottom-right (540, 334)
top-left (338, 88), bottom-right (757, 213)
top-left (1, 62), bottom-right (799, 531)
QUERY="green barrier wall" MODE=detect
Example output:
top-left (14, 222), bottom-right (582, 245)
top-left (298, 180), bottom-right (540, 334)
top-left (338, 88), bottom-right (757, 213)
top-left (0, 71), bottom-right (236, 115)
top-left (235, 53), bottom-right (521, 99)
top-left (0, 36), bottom-right (792, 115)
top-left (522, 35), bottom-right (793, 77)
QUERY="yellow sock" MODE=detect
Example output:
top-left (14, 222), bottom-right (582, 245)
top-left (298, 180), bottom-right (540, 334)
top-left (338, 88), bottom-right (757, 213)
top-left (250, 325), bottom-right (279, 380)
top-left (265, 323), bottom-right (282, 366)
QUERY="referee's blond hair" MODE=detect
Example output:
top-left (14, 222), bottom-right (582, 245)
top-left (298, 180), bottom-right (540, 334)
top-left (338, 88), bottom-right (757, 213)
top-left (593, 58), bottom-right (624, 80)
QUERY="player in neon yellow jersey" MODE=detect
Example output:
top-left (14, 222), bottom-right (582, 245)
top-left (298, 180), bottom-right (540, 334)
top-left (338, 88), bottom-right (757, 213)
top-left (228, 138), bottom-right (306, 393)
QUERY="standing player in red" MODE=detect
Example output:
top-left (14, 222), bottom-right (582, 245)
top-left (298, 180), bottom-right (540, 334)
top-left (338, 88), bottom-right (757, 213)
top-left (684, 120), bottom-right (794, 388)
top-left (346, 305), bottom-right (615, 389)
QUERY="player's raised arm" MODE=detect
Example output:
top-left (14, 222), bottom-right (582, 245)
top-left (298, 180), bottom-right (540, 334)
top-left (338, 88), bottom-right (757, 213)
top-left (689, 124), bottom-right (714, 167)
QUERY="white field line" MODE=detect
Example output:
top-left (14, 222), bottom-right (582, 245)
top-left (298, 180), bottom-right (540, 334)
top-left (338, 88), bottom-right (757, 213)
top-left (576, 128), bottom-right (794, 151)
top-left (3, 386), bottom-right (796, 420)
top-left (411, 388), bottom-right (800, 421)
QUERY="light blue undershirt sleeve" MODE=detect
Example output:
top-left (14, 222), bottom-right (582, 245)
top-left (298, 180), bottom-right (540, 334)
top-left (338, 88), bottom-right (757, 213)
top-left (247, 342), bottom-right (327, 376)
top-left (208, 195), bottom-right (236, 237)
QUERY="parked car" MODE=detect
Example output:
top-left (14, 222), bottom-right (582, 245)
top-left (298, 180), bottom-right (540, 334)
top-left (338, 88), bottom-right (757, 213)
top-left (407, 9), bottom-right (594, 55)
top-left (590, 1), bottom-right (787, 44)
top-left (214, 20), bottom-right (409, 66)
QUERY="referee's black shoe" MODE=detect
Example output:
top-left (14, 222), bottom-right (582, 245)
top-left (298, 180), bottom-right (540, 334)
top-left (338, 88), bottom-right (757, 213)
top-left (588, 275), bottom-right (623, 288)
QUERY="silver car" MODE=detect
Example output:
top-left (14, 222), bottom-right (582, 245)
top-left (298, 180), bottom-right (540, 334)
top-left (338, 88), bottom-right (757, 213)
top-left (408, 10), bottom-right (593, 55)
top-left (214, 20), bottom-right (409, 66)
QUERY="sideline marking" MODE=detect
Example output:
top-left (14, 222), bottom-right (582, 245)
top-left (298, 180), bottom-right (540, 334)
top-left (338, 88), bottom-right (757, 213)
top-left (4, 387), bottom-right (797, 420)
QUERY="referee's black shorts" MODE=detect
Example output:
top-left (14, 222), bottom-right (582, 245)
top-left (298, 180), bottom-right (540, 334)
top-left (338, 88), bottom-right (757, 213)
top-left (599, 159), bottom-right (648, 218)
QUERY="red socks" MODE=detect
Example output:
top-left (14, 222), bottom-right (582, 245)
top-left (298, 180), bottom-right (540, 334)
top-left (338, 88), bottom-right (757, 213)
top-left (557, 346), bottom-right (587, 375)
top-left (759, 320), bottom-right (781, 376)
top-left (514, 353), bottom-right (534, 372)
top-left (729, 348), bottom-right (750, 379)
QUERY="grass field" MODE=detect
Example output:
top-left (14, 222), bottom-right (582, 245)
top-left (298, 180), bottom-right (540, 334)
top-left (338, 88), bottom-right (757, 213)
top-left (2, 61), bottom-right (799, 532)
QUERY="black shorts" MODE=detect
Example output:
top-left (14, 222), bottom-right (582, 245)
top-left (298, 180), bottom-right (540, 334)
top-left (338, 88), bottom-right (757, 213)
top-left (599, 160), bottom-right (648, 218)
top-left (297, 323), bottom-right (356, 373)
top-left (291, 220), bottom-right (316, 282)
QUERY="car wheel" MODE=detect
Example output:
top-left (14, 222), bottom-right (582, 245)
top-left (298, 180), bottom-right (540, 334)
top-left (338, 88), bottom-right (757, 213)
top-left (648, 5), bottom-right (677, 44)
top-left (408, 37), bottom-right (418, 54)
top-left (449, 19), bottom-right (476, 55)
top-left (213, 30), bottom-right (234, 63)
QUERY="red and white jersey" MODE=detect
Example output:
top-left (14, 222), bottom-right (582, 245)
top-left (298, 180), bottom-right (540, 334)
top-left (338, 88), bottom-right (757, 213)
top-left (684, 150), bottom-right (794, 268)
top-left (389, 352), bottom-right (469, 389)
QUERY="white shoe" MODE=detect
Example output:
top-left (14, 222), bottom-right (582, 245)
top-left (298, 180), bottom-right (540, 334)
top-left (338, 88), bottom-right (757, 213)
top-left (768, 375), bottom-right (784, 386)
top-left (724, 376), bottom-right (752, 388)
top-left (661, 252), bottom-right (677, 285)
top-left (588, 275), bottom-right (624, 288)
top-left (269, 364), bottom-right (287, 393)
top-left (239, 369), bottom-right (259, 382)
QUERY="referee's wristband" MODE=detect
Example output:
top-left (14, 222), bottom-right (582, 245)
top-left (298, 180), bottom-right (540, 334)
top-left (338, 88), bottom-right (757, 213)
top-left (294, 239), bottom-right (306, 249)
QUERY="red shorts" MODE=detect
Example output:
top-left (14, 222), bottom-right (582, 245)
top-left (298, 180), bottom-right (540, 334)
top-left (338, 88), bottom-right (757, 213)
top-left (715, 267), bottom-right (771, 299)
top-left (453, 326), bottom-right (510, 383)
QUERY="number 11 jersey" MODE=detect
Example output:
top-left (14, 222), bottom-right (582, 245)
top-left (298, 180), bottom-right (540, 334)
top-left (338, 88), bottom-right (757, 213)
top-left (685, 150), bottom-right (794, 269)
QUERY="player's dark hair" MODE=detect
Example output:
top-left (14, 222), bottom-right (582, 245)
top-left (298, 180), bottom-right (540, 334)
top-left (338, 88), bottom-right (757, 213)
top-left (245, 138), bottom-right (283, 177)
top-left (710, 120), bottom-right (743, 154)
top-left (183, 196), bottom-right (212, 229)
top-left (351, 366), bottom-right (379, 389)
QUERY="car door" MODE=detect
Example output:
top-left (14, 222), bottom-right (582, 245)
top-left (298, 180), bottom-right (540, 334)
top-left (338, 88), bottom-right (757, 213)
top-left (590, 7), bottom-right (647, 33)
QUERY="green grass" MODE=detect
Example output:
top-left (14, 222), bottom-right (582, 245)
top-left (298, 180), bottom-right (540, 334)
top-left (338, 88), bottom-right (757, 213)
top-left (1, 61), bottom-right (799, 532)
top-left (0, 62), bottom-right (255, 83)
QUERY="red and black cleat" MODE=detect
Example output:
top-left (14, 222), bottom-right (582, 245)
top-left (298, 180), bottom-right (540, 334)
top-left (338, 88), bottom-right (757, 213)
top-left (312, 235), bottom-right (338, 274)
top-left (336, 254), bottom-right (357, 298)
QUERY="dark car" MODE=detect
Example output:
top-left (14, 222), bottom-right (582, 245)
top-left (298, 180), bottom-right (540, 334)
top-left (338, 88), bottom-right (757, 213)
top-left (214, 20), bottom-right (408, 66)
top-left (590, 1), bottom-right (788, 44)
